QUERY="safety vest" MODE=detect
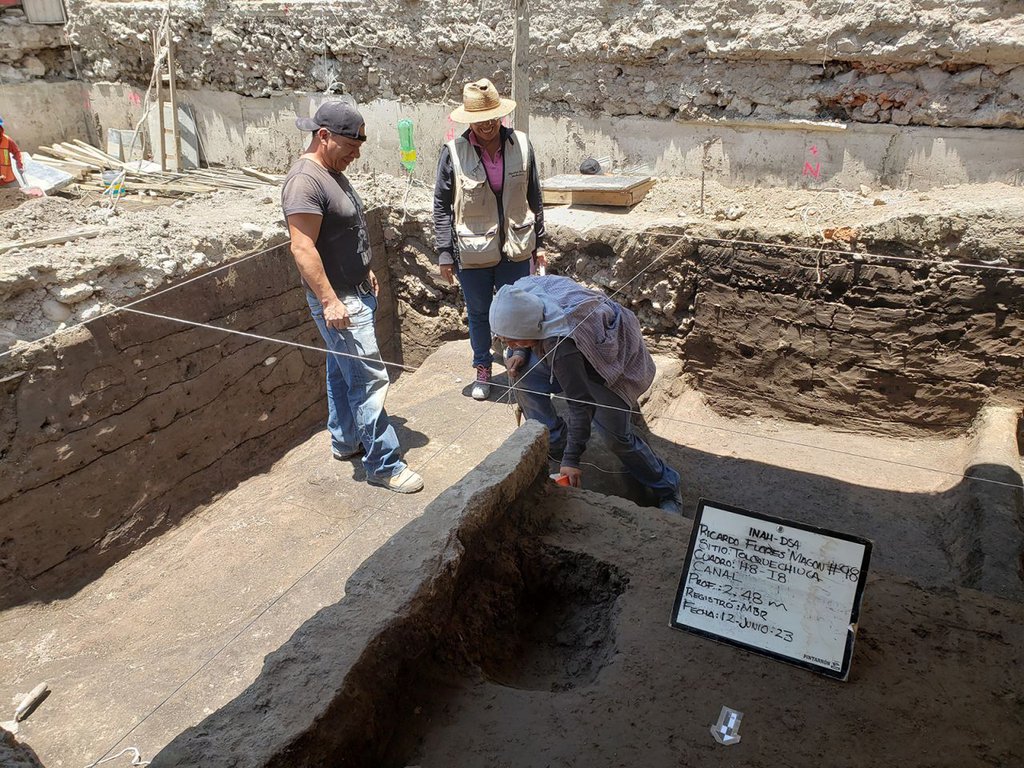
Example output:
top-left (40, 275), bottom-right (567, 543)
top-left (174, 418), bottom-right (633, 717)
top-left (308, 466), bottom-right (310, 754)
top-left (447, 130), bottom-right (536, 269)
top-left (0, 135), bottom-right (16, 185)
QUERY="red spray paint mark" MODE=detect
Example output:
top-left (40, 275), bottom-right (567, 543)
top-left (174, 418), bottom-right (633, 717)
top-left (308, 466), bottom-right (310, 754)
top-left (803, 162), bottom-right (821, 178)
top-left (809, 145), bottom-right (819, 156)
top-left (128, 92), bottom-right (142, 106)
top-left (444, 117), bottom-right (457, 142)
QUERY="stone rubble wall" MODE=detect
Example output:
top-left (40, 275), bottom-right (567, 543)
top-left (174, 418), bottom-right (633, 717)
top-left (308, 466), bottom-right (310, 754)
top-left (46, 0), bottom-right (1024, 130)
top-left (0, 7), bottom-right (75, 83)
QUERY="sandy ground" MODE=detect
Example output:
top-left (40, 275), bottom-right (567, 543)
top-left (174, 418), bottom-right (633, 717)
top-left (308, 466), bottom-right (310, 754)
top-left (0, 341), bottom-right (521, 766)
top-left (3, 338), bottom-right (1020, 765)
top-left (386, 488), bottom-right (1024, 767)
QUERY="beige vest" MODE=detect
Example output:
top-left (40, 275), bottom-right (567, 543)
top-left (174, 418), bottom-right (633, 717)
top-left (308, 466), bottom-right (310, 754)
top-left (448, 131), bottom-right (536, 268)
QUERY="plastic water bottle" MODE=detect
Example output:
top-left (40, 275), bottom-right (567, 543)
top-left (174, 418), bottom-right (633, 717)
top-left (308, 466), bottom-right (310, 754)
top-left (397, 118), bottom-right (416, 172)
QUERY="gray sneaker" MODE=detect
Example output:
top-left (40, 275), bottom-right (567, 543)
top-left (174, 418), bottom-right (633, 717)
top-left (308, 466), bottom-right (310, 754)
top-left (367, 467), bottom-right (424, 494)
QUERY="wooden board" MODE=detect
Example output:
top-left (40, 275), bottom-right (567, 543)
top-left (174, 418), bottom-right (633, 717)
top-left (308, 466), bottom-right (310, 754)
top-left (670, 498), bottom-right (872, 680)
top-left (541, 174), bottom-right (655, 207)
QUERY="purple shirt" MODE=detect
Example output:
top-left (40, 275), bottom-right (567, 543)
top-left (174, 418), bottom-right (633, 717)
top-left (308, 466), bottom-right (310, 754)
top-left (468, 131), bottom-right (503, 196)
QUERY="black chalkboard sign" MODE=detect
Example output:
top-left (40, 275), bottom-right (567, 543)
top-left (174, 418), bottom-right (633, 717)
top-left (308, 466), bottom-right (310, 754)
top-left (670, 498), bottom-right (872, 680)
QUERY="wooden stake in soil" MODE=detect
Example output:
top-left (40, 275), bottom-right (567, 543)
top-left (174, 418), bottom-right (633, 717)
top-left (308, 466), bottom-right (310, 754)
top-left (153, 29), bottom-right (167, 172)
top-left (166, 25), bottom-right (182, 171)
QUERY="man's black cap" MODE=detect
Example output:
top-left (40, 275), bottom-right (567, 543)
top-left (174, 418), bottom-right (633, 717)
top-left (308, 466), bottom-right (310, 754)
top-left (296, 102), bottom-right (365, 139)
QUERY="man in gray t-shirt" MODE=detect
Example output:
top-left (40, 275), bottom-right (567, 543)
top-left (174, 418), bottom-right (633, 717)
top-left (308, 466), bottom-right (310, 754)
top-left (282, 102), bottom-right (422, 494)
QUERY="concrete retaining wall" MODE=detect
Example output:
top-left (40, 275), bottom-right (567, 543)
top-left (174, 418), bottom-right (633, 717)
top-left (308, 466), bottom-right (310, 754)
top-left (4, 81), bottom-right (1023, 191)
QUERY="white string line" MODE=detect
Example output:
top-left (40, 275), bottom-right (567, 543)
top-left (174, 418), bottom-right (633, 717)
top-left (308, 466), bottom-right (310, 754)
top-left (650, 231), bottom-right (1024, 275)
top-left (490, 379), bottom-right (1024, 492)
top-left (0, 240), bottom-right (289, 361)
top-left (121, 307), bottom-right (419, 372)
top-left (86, 360), bottom-right (507, 766)
top-left (84, 746), bottom-right (149, 768)
top-left (109, 242), bottom-right (1022, 493)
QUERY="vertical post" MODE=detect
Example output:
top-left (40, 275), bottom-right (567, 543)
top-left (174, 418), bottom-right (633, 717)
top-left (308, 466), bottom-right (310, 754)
top-left (511, 0), bottom-right (529, 134)
top-left (153, 29), bottom-right (167, 172)
top-left (166, 25), bottom-right (183, 171)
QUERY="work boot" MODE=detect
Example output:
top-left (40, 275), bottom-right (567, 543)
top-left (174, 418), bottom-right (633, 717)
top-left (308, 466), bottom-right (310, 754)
top-left (471, 364), bottom-right (492, 401)
top-left (658, 490), bottom-right (684, 516)
top-left (367, 467), bottom-right (424, 494)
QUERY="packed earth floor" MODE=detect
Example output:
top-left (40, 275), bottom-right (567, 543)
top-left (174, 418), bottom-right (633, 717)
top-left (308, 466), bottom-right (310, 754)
top-left (1, 170), bottom-right (1022, 767)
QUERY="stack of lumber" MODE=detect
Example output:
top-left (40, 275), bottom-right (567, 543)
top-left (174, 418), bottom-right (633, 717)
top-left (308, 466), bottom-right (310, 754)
top-left (32, 140), bottom-right (282, 197)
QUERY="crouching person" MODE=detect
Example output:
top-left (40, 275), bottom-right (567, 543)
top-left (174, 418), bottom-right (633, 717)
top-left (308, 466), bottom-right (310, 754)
top-left (489, 275), bottom-right (682, 514)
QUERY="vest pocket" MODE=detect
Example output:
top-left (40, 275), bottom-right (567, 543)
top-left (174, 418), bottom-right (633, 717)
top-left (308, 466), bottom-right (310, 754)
top-left (457, 225), bottom-right (501, 268)
top-left (503, 219), bottom-right (537, 262)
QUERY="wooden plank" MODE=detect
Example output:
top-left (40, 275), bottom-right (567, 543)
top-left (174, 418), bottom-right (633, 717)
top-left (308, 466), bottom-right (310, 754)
top-left (0, 228), bottom-right (103, 255)
top-left (511, 0), bottom-right (529, 134)
top-left (153, 29), bottom-right (166, 172)
top-left (167, 26), bottom-right (182, 172)
top-left (541, 176), bottom-right (656, 207)
top-left (542, 173), bottom-right (653, 192)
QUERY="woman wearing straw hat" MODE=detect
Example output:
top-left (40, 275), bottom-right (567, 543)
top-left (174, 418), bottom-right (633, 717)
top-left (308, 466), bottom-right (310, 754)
top-left (433, 78), bottom-right (546, 401)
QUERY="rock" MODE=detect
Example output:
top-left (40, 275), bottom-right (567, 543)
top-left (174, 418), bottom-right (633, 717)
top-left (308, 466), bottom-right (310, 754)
top-left (784, 99), bottom-right (818, 117)
top-left (20, 56), bottom-right (46, 78)
top-left (891, 109), bottom-right (912, 126)
top-left (860, 100), bottom-right (880, 117)
top-left (953, 67), bottom-right (984, 88)
top-left (725, 205), bottom-right (746, 221)
top-left (79, 303), bottom-right (105, 322)
top-left (160, 259), bottom-right (178, 275)
top-left (865, 74), bottom-right (887, 88)
top-left (240, 223), bottom-right (263, 237)
top-left (859, 184), bottom-right (871, 197)
top-left (41, 298), bottom-right (72, 323)
top-left (873, 198), bottom-right (886, 206)
top-left (57, 283), bottom-right (96, 304)
top-left (917, 67), bottom-right (951, 93)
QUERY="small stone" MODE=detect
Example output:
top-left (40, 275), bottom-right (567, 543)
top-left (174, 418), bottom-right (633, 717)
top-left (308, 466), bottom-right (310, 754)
top-left (859, 184), bottom-right (871, 197)
top-left (725, 205), bottom-right (746, 221)
top-left (263, 356), bottom-right (277, 366)
top-left (891, 109), bottom-right (912, 126)
top-left (240, 222), bottom-right (263, 237)
top-left (42, 298), bottom-right (73, 323)
top-left (80, 303), bottom-right (105, 321)
top-left (873, 198), bottom-right (886, 206)
top-left (20, 56), bottom-right (46, 78)
top-left (57, 283), bottom-right (96, 304)
top-left (161, 259), bottom-right (178, 275)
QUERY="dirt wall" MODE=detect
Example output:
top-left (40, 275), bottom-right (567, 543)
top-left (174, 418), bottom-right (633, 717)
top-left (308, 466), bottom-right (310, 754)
top-left (51, 0), bottom-right (1024, 130)
top-left (0, 213), bottom-right (402, 608)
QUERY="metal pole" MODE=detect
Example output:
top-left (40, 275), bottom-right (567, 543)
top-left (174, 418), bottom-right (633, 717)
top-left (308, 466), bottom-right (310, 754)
top-left (511, 0), bottom-right (529, 134)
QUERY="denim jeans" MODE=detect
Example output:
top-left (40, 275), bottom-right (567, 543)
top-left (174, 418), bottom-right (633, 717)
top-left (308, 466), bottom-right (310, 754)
top-left (507, 348), bottom-right (681, 502)
top-left (456, 258), bottom-right (531, 368)
top-left (306, 288), bottom-right (406, 480)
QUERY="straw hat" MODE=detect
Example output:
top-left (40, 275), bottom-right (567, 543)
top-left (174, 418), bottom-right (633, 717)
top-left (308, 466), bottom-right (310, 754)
top-left (449, 78), bottom-right (516, 124)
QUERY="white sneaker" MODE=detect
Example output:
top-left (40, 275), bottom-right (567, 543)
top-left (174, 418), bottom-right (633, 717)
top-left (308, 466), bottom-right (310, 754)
top-left (367, 467), bottom-right (424, 494)
top-left (471, 365), bottom-right (491, 401)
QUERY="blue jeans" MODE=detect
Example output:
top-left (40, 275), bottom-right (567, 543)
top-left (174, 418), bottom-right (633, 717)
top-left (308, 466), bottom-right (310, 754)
top-left (306, 289), bottom-right (406, 480)
top-left (507, 348), bottom-right (681, 502)
top-left (457, 258), bottom-right (531, 368)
